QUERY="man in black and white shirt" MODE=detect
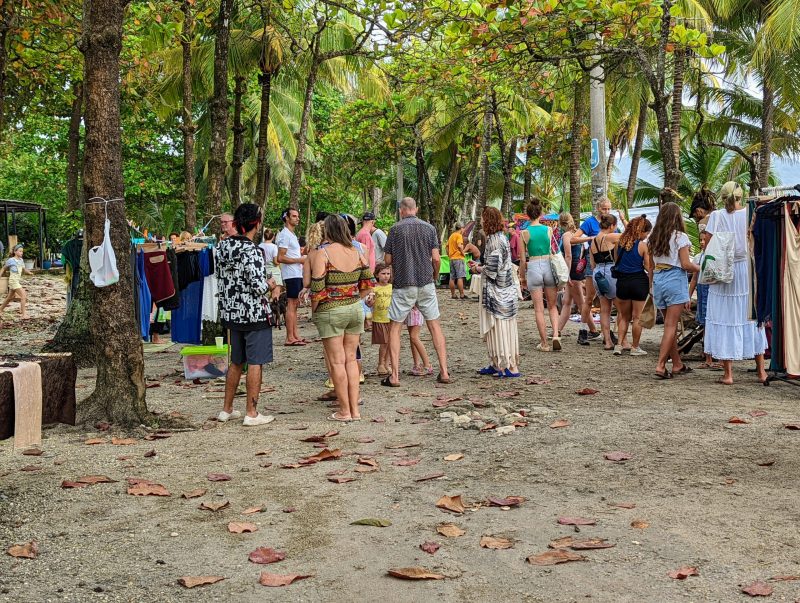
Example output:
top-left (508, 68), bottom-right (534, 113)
top-left (383, 197), bottom-right (452, 386)
top-left (216, 203), bottom-right (277, 426)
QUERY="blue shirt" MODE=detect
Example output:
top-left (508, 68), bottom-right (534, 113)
top-left (579, 216), bottom-right (601, 237)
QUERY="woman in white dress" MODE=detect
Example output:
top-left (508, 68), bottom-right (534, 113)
top-left (704, 181), bottom-right (768, 385)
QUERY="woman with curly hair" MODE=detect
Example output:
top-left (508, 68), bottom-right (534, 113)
top-left (614, 216), bottom-right (652, 355)
top-left (646, 201), bottom-right (700, 379)
top-left (470, 206), bottom-right (521, 377)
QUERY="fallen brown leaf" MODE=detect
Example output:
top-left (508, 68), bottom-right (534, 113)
top-left (228, 522), bottom-right (258, 534)
top-left (356, 437), bottom-right (375, 443)
top-left (527, 550), bottom-right (586, 565)
top-left (371, 416), bottom-right (386, 423)
top-left (127, 483), bottom-right (170, 496)
top-left (302, 448), bottom-right (342, 463)
top-left (198, 501), bottom-right (230, 512)
top-left (112, 437), bottom-right (137, 446)
top-left (668, 566), bottom-right (699, 580)
top-left (258, 572), bottom-right (312, 587)
top-left (436, 495), bottom-right (466, 514)
top-left (611, 502), bottom-right (636, 509)
top-left (756, 459), bottom-right (776, 467)
top-left (557, 516), bottom-right (596, 526)
top-left (84, 438), bottom-right (106, 445)
top-left (144, 449), bottom-right (157, 458)
top-left (748, 409), bottom-right (768, 418)
top-left (784, 423), bottom-right (800, 430)
top-left (143, 431), bottom-right (172, 440)
top-left (357, 457), bottom-right (379, 468)
top-left (177, 576), bottom-right (224, 588)
top-left (300, 431), bottom-right (339, 443)
top-left (526, 376), bottom-right (552, 385)
top-left (575, 388), bottom-right (599, 395)
top-left (420, 541), bottom-right (440, 554)
top-left (387, 567), bottom-right (445, 580)
top-left (769, 575), bottom-right (800, 581)
top-left (479, 423), bottom-right (497, 432)
top-left (728, 416), bottom-right (751, 424)
top-left (495, 390), bottom-right (520, 398)
top-left (385, 442), bottom-right (421, 449)
top-left (567, 538), bottom-right (615, 550)
top-left (443, 453), bottom-right (463, 461)
top-left (480, 536), bottom-right (514, 549)
top-left (242, 506), bottom-right (264, 515)
top-left (487, 496), bottom-right (525, 507)
top-left (415, 472), bottom-right (446, 482)
top-left (741, 581), bottom-right (773, 597)
top-left (7, 541), bottom-right (37, 559)
top-left (393, 458), bottom-right (421, 467)
top-left (207, 472), bottom-right (232, 482)
top-left (248, 547), bottom-right (286, 564)
top-left (437, 524), bottom-right (465, 537)
top-left (354, 466), bottom-right (377, 474)
top-left (604, 451), bottom-right (632, 462)
top-left (21, 448), bottom-right (42, 456)
top-left (181, 488), bottom-right (207, 499)
top-left (328, 476), bottom-right (357, 484)
top-left (630, 519), bottom-right (650, 529)
top-left (396, 407), bottom-right (413, 414)
top-left (20, 465), bottom-right (42, 472)
top-left (549, 419), bottom-right (571, 429)
top-left (255, 449), bottom-right (272, 456)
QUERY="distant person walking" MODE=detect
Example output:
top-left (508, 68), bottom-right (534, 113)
top-left (215, 203), bottom-right (277, 426)
top-left (276, 207), bottom-right (308, 346)
top-left (0, 244), bottom-right (32, 319)
top-left (447, 223), bottom-right (467, 299)
top-left (367, 213), bottom-right (388, 264)
top-left (383, 197), bottom-right (452, 386)
top-left (356, 212), bottom-right (377, 272)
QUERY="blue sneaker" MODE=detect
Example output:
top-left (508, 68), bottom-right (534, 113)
top-left (497, 368), bottom-right (521, 378)
top-left (477, 366), bottom-right (498, 375)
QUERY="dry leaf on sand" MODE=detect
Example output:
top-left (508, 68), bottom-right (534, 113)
top-left (228, 522), bottom-right (258, 534)
top-left (480, 536), bottom-right (514, 549)
top-left (258, 572), bottom-right (312, 587)
top-left (526, 550), bottom-right (586, 566)
top-left (177, 576), bottom-right (224, 588)
top-left (437, 524), bottom-right (465, 538)
top-left (387, 567), bottom-right (445, 580)
top-left (436, 495), bottom-right (466, 513)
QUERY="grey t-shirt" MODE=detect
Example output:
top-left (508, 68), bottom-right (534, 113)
top-left (383, 217), bottom-right (439, 288)
top-left (372, 228), bottom-right (387, 263)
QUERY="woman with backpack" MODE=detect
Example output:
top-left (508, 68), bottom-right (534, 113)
top-left (589, 214), bottom-right (622, 350)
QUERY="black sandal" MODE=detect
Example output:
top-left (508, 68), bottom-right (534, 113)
top-left (654, 370), bottom-right (673, 380)
top-left (381, 376), bottom-right (400, 387)
top-left (673, 365), bottom-right (694, 375)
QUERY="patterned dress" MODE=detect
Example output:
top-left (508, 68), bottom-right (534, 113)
top-left (479, 233), bottom-right (520, 370)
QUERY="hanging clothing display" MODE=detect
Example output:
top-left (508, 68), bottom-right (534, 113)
top-left (171, 249), bottom-right (206, 344)
top-left (783, 203), bottom-right (800, 376)
top-left (89, 218), bottom-right (119, 287)
top-left (143, 250), bottom-right (176, 303)
top-left (157, 248), bottom-right (181, 311)
top-left (201, 247), bottom-right (219, 323)
top-left (177, 250), bottom-right (202, 290)
top-left (135, 250), bottom-right (151, 341)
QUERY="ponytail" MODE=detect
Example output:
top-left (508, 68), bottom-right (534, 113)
top-left (719, 181), bottom-right (742, 214)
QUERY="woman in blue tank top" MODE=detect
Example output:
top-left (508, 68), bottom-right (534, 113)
top-left (613, 216), bottom-right (652, 356)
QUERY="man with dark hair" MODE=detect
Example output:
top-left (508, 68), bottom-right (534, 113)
top-left (447, 223), bottom-right (467, 299)
top-left (356, 212), bottom-right (376, 272)
top-left (383, 197), bottom-right (452, 386)
top-left (276, 207), bottom-right (307, 346)
top-left (215, 203), bottom-right (277, 426)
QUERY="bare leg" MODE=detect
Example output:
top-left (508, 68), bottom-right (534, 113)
top-left (657, 305), bottom-right (683, 374)
top-left (449, 277), bottom-right (455, 298)
top-left (322, 336), bottom-right (351, 418)
top-left (388, 320), bottom-right (404, 385)
top-left (409, 326), bottom-right (431, 368)
top-left (755, 354), bottom-right (767, 383)
top-left (425, 318), bottom-right (450, 380)
top-left (558, 284), bottom-right (574, 332)
top-left (582, 279), bottom-right (599, 333)
top-left (457, 278), bottom-right (465, 297)
top-left (377, 344), bottom-right (389, 372)
top-left (617, 299), bottom-right (632, 348)
top-left (630, 299), bottom-right (646, 348)
top-left (544, 286), bottom-right (560, 339)
top-left (245, 364), bottom-right (262, 418)
top-left (599, 297), bottom-right (613, 347)
top-left (343, 333), bottom-right (361, 419)
top-left (223, 363), bottom-right (244, 414)
top-left (532, 288), bottom-right (548, 344)
top-left (18, 288), bottom-right (27, 318)
top-left (0, 290), bottom-right (16, 313)
top-left (286, 298), bottom-right (300, 343)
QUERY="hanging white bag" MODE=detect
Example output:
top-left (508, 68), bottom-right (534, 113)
top-left (699, 231), bottom-right (734, 285)
top-left (89, 218), bottom-right (119, 287)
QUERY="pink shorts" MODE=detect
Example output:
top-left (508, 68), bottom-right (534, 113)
top-left (405, 307), bottom-right (423, 327)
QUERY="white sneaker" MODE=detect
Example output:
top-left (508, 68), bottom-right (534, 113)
top-left (217, 410), bottom-right (242, 422)
top-left (629, 347), bottom-right (648, 356)
top-left (613, 345), bottom-right (623, 356)
top-left (243, 413), bottom-right (275, 427)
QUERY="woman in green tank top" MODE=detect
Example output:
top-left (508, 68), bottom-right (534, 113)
top-left (519, 198), bottom-right (562, 352)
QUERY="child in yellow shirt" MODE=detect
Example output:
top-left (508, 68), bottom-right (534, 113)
top-left (368, 264), bottom-right (392, 375)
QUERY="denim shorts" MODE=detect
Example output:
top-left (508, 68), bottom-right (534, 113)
top-left (653, 267), bottom-right (689, 309)
top-left (696, 283), bottom-right (709, 325)
top-left (592, 263), bottom-right (617, 300)
top-left (526, 258), bottom-right (556, 290)
top-left (389, 283), bottom-right (440, 322)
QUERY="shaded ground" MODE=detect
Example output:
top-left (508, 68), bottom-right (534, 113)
top-left (1, 289), bottom-right (799, 602)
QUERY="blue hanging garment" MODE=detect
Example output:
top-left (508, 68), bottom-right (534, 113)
top-left (171, 249), bottom-right (206, 344)
top-left (136, 250), bottom-right (152, 341)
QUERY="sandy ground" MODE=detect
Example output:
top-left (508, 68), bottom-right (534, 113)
top-left (1, 281), bottom-right (800, 602)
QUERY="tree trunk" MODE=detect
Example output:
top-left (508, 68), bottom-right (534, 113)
top-left (523, 135), bottom-right (533, 206)
top-left (66, 81), bottom-right (83, 212)
top-left (414, 137), bottom-right (430, 222)
top-left (79, 0), bottom-right (148, 425)
top-left (206, 0), bottom-right (235, 231)
top-left (475, 93), bottom-right (493, 219)
top-left (653, 96), bottom-right (681, 200)
top-left (433, 144), bottom-right (459, 236)
top-left (0, 0), bottom-right (16, 140)
top-left (670, 47), bottom-right (686, 163)
top-left (569, 78), bottom-right (585, 221)
top-left (501, 136), bottom-right (516, 215)
top-left (180, 0), bottom-right (197, 231)
top-left (758, 81), bottom-right (774, 189)
top-left (254, 69), bottom-right (273, 209)
top-left (626, 99), bottom-right (648, 211)
top-left (371, 186), bottom-right (381, 216)
top-left (288, 55), bottom-right (319, 210)
top-left (230, 75), bottom-right (246, 208)
top-left (45, 239), bottom-right (95, 366)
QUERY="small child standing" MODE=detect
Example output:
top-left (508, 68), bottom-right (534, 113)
top-left (369, 264), bottom-right (393, 375)
top-left (689, 227), bottom-right (719, 369)
top-left (406, 305), bottom-right (433, 376)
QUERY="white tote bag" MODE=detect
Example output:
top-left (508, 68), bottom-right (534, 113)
top-left (699, 231), bottom-right (734, 285)
top-left (89, 218), bottom-right (119, 287)
top-left (547, 227), bottom-right (569, 288)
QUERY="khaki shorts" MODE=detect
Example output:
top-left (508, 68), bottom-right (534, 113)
top-left (7, 275), bottom-right (22, 290)
top-left (388, 283), bottom-right (440, 323)
top-left (313, 301), bottom-right (364, 339)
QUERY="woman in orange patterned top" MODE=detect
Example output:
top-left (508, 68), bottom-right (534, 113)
top-left (309, 214), bottom-right (375, 421)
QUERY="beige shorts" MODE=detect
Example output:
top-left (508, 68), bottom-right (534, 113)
top-left (313, 301), bottom-right (364, 339)
top-left (388, 283), bottom-right (440, 323)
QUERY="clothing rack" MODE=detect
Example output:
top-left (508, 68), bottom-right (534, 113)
top-left (753, 185), bottom-right (800, 389)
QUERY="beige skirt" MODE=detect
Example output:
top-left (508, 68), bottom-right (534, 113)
top-left (478, 290), bottom-right (519, 371)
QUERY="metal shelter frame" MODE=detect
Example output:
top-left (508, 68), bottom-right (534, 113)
top-left (0, 199), bottom-right (48, 268)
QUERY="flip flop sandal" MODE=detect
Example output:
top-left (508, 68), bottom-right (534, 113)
top-left (328, 413), bottom-right (352, 422)
top-left (654, 370), bottom-right (673, 380)
top-left (381, 376), bottom-right (401, 387)
top-left (284, 341), bottom-right (306, 347)
top-left (317, 392), bottom-right (338, 402)
top-left (673, 366), bottom-right (694, 375)
top-left (436, 373), bottom-right (453, 384)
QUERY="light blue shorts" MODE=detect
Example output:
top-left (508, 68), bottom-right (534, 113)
top-left (526, 258), bottom-right (556, 290)
top-left (653, 267), bottom-right (689, 310)
top-left (592, 263), bottom-right (617, 300)
top-left (389, 283), bottom-right (440, 322)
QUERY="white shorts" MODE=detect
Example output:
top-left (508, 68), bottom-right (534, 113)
top-left (388, 283), bottom-right (440, 323)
